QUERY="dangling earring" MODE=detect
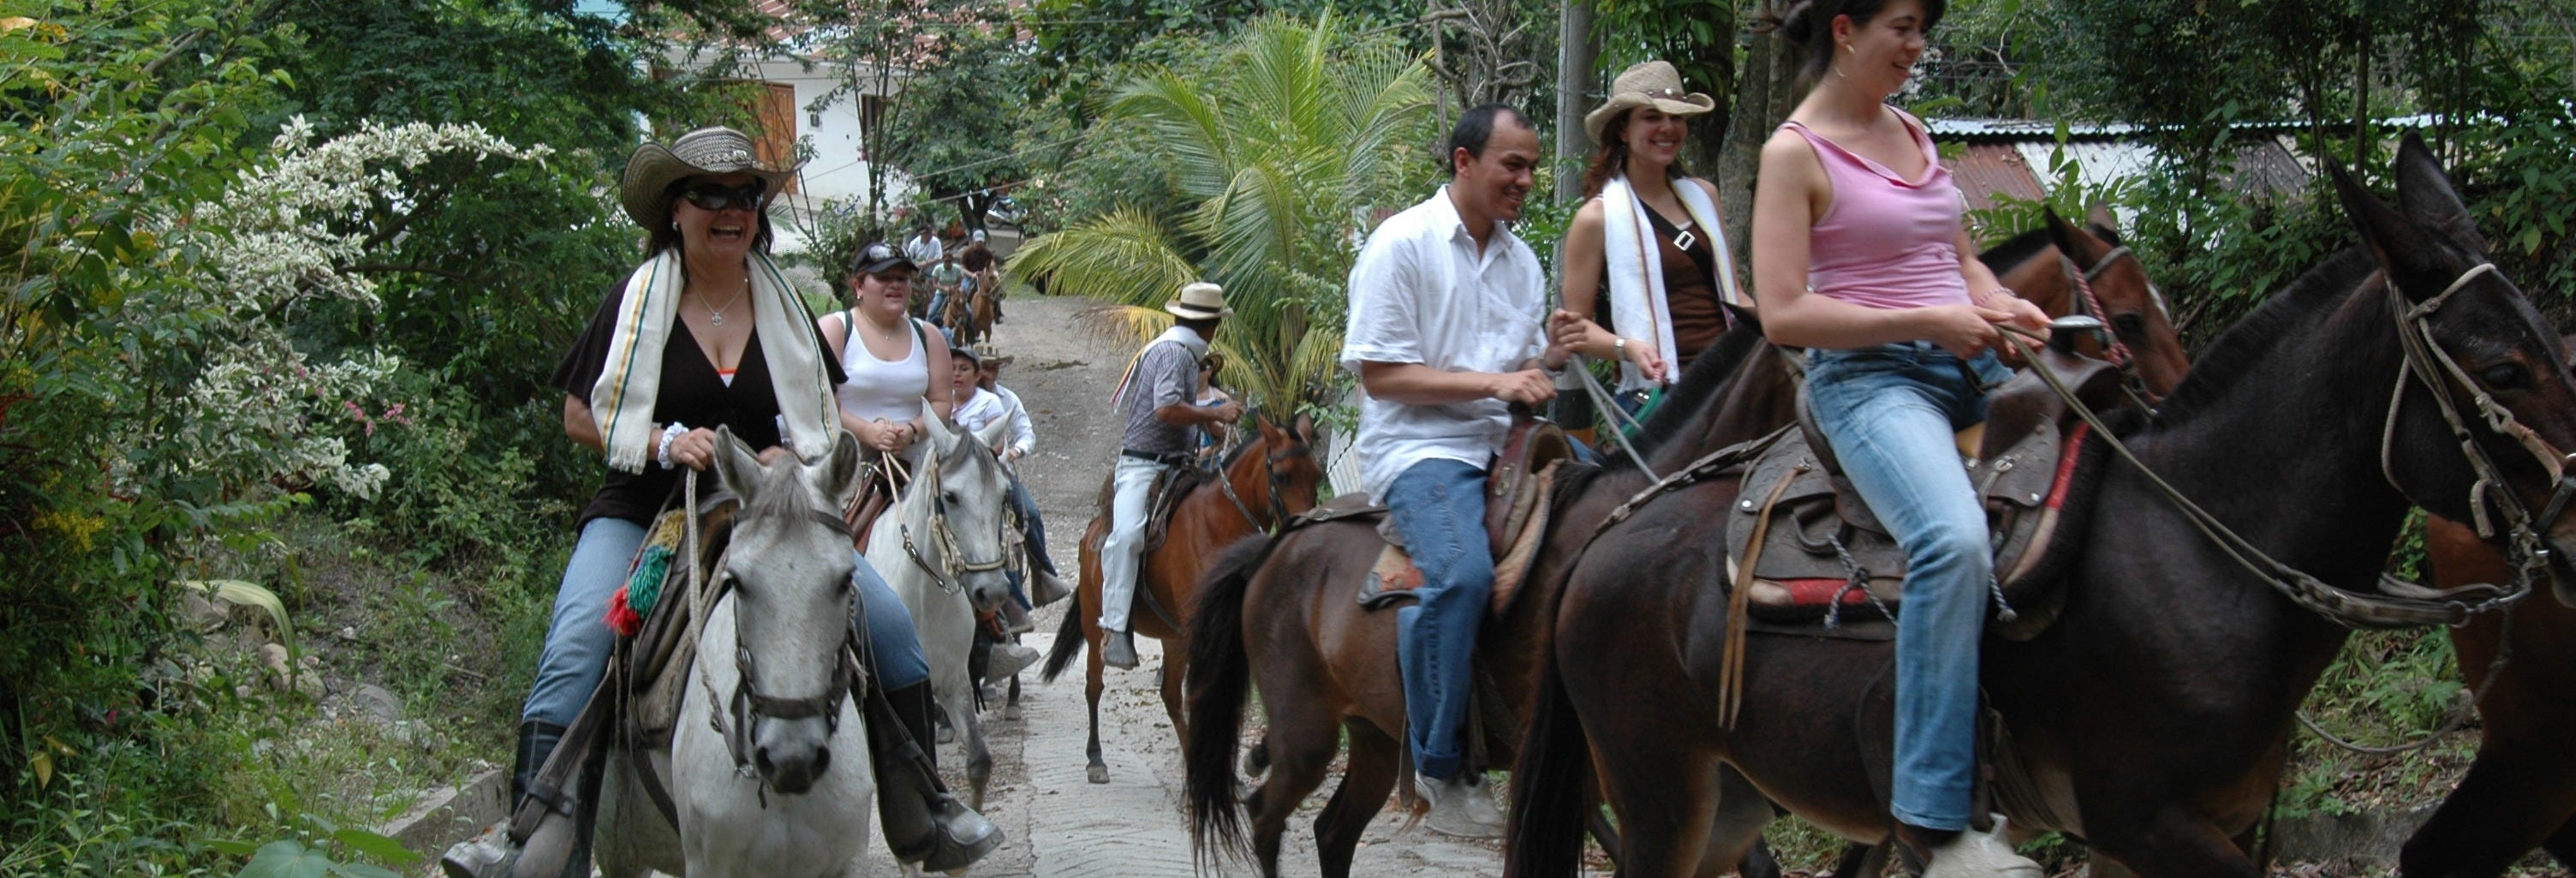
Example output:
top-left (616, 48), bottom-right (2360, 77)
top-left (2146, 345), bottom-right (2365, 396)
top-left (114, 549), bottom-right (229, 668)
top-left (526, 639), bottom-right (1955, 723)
top-left (1834, 43), bottom-right (1853, 80)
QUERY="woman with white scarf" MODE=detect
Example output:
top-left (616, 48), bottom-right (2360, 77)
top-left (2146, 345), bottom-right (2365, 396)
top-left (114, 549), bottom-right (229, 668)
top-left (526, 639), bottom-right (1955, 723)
top-left (1551, 61), bottom-right (1749, 415)
top-left (445, 128), bottom-right (998, 878)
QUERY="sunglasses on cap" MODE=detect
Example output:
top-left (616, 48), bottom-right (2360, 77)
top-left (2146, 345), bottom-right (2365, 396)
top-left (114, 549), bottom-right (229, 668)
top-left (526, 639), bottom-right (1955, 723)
top-left (675, 181), bottom-right (767, 212)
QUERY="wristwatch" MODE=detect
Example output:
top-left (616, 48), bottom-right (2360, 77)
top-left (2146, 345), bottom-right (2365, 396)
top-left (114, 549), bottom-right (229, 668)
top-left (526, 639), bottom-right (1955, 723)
top-left (1613, 337), bottom-right (1629, 360)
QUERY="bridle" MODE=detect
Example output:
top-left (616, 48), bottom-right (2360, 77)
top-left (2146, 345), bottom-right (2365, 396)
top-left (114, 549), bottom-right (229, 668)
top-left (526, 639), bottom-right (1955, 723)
top-left (893, 444), bottom-right (1011, 596)
top-left (1215, 427), bottom-right (1312, 534)
top-left (680, 471), bottom-right (862, 803)
top-left (2378, 261), bottom-right (2576, 598)
top-left (2054, 243), bottom-right (2139, 372)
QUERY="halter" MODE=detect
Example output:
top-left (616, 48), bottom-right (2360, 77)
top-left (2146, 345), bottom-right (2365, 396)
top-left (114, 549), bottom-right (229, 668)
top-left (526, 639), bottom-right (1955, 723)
top-left (2055, 244), bottom-right (2137, 371)
top-left (897, 442), bottom-right (1011, 595)
top-left (680, 471), bottom-right (862, 804)
top-left (2378, 261), bottom-right (2576, 597)
top-left (1215, 435), bottom-right (1310, 534)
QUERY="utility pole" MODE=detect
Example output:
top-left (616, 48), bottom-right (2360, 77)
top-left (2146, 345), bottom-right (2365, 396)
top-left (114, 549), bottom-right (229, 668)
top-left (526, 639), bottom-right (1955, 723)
top-left (1554, 1), bottom-right (1596, 204)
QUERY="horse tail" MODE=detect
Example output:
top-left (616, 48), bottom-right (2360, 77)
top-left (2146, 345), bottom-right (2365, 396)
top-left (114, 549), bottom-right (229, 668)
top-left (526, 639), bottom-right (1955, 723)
top-left (1040, 586), bottom-right (1083, 683)
top-left (1504, 624), bottom-right (1592, 878)
top-left (1183, 532), bottom-right (1275, 868)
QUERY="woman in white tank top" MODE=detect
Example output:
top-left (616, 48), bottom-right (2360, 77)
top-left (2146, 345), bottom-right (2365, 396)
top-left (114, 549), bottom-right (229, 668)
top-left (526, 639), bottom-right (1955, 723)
top-left (820, 242), bottom-right (954, 454)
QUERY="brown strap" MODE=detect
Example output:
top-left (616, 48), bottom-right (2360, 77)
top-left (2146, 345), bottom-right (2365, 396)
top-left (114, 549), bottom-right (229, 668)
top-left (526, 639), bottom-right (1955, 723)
top-left (1721, 464), bottom-right (1805, 728)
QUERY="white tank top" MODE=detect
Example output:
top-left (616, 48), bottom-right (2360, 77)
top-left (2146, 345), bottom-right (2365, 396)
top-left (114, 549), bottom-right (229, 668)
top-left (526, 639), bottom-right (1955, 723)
top-left (834, 312), bottom-right (930, 421)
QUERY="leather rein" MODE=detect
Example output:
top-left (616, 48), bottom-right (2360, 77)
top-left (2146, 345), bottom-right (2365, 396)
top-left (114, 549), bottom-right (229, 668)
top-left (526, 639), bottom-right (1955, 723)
top-left (888, 447), bottom-right (1011, 595)
top-left (1215, 437), bottom-right (1309, 535)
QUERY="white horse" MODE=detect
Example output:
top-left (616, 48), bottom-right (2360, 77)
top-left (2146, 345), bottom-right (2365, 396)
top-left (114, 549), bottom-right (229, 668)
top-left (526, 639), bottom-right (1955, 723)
top-left (596, 428), bottom-right (874, 878)
top-left (868, 410), bottom-right (1017, 813)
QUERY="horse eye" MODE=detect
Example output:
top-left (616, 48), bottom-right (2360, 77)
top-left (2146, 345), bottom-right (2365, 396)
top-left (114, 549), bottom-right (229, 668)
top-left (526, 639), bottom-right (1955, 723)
top-left (2112, 313), bottom-right (2147, 337)
top-left (2482, 362), bottom-right (2529, 390)
top-left (943, 491), bottom-right (961, 506)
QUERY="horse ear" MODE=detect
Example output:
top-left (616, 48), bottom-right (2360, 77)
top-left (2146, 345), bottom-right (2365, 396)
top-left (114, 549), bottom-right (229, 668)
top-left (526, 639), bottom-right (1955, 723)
top-left (820, 428), bottom-right (864, 508)
top-left (2393, 132), bottom-right (2489, 254)
top-left (2085, 202), bottom-right (2121, 240)
top-left (971, 416), bottom-right (1009, 451)
top-left (2042, 207), bottom-right (2089, 260)
top-left (1293, 411), bottom-right (1315, 444)
top-left (2331, 159), bottom-right (2448, 301)
top-left (709, 425), bottom-right (766, 501)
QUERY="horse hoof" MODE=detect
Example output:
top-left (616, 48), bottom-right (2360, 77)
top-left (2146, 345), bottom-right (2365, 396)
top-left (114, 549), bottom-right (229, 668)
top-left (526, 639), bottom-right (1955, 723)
top-left (938, 726), bottom-right (956, 745)
top-left (1003, 703), bottom-right (1023, 720)
top-left (1087, 764), bottom-right (1109, 784)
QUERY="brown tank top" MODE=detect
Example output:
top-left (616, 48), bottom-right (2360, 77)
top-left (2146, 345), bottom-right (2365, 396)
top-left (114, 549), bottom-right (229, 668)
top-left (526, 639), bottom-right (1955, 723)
top-left (1643, 207), bottom-right (1725, 369)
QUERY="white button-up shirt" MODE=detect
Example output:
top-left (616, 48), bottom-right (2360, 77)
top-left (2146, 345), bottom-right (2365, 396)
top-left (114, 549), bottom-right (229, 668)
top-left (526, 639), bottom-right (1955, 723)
top-left (1339, 186), bottom-right (1548, 502)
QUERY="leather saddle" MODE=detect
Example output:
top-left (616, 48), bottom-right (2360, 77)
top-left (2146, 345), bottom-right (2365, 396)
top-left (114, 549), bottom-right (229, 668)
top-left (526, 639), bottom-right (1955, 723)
top-left (1321, 419), bottom-right (1577, 617)
top-left (1088, 459), bottom-right (1214, 555)
top-left (621, 492), bottom-right (740, 748)
top-left (1725, 344), bottom-right (2132, 639)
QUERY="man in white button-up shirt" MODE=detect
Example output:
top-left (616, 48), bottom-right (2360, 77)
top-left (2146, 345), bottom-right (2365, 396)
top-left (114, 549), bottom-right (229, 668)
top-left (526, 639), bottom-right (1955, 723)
top-left (1339, 104), bottom-right (1567, 839)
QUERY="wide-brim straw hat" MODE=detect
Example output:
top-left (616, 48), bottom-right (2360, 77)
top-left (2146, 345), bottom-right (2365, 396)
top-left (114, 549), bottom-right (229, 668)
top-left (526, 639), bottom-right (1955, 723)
top-left (618, 126), bottom-right (800, 229)
top-left (1166, 281), bottom-right (1233, 320)
top-left (1583, 61), bottom-right (1717, 144)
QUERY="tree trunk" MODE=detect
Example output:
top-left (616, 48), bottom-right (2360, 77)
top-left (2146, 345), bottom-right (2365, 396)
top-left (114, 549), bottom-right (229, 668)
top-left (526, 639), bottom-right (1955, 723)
top-left (1716, 3), bottom-right (1804, 289)
top-left (1554, 1), bottom-right (1596, 204)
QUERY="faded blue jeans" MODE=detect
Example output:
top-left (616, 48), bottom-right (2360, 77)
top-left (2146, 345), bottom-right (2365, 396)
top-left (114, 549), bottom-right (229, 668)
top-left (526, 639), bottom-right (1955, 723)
top-left (522, 517), bottom-right (930, 727)
top-left (1003, 475), bottom-right (1052, 608)
top-left (1384, 457), bottom-right (1493, 781)
top-left (1804, 341), bottom-right (2010, 833)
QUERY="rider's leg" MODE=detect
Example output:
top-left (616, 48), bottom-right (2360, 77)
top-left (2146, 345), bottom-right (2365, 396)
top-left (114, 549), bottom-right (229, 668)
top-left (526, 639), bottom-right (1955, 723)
top-left (1383, 457), bottom-right (1504, 837)
top-left (1095, 457), bottom-right (1163, 669)
top-left (1011, 475), bottom-right (1070, 607)
top-left (1807, 344), bottom-right (2035, 876)
top-left (850, 552), bottom-right (1002, 870)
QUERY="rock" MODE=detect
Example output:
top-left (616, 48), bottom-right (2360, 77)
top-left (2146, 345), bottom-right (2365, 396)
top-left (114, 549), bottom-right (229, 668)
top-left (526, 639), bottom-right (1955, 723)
top-left (336, 625), bottom-right (358, 642)
top-left (176, 592), bottom-right (228, 631)
top-left (376, 767), bottom-right (509, 863)
top-left (258, 642), bottom-right (292, 691)
top-left (350, 684), bottom-right (403, 723)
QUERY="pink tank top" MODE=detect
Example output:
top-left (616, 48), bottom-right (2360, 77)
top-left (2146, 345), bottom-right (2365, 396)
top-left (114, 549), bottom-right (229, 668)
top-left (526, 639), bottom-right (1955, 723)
top-left (1781, 110), bottom-right (1971, 311)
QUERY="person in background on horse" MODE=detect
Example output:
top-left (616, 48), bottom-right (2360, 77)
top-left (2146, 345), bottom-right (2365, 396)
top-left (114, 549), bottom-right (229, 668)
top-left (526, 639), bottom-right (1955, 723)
top-left (1750, 1), bottom-right (2049, 874)
top-left (1340, 103), bottom-right (1569, 838)
top-left (958, 239), bottom-right (1002, 326)
top-left (946, 347), bottom-right (1048, 654)
top-left (1553, 60), bottom-right (1746, 416)
top-left (1192, 355), bottom-right (1235, 464)
top-left (924, 254), bottom-right (968, 328)
top-left (1098, 282), bottom-right (1246, 670)
top-left (813, 240), bottom-right (1008, 870)
top-left (958, 347), bottom-right (1065, 613)
top-left (441, 127), bottom-right (995, 877)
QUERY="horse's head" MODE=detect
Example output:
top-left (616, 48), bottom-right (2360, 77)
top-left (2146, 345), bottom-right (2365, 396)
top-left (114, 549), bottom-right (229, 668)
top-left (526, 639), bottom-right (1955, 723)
top-left (1247, 411), bottom-right (1325, 520)
top-left (911, 414), bottom-right (1016, 614)
top-left (708, 427), bottom-right (865, 795)
top-left (2333, 134), bottom-right (2576, 606)
top-left (2042, 206), bottom-right (2191, 399)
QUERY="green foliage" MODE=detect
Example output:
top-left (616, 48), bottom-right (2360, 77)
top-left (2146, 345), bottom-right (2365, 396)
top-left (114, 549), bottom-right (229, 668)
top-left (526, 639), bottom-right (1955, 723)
top-left (869, 2), bottom-right (1035, 234)
top-left (1013, 11), bottom-right (1436, 410)
top-left (1964, 133), bottom-right (2143, 245)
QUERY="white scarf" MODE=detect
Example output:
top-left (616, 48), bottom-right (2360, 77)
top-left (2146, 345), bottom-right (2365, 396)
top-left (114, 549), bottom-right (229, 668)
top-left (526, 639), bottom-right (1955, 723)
top-left (1109, 325), bottom-right (1209, 408)
top-left (589, 248), bottom-right (839, 473)
top-left (1600, 173), bottom-right (1740, 391)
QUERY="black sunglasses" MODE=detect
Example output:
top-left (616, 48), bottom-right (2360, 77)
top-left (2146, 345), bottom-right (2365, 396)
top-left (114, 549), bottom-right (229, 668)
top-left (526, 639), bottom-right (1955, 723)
top-left (675, 181), bottom-right (767, 212)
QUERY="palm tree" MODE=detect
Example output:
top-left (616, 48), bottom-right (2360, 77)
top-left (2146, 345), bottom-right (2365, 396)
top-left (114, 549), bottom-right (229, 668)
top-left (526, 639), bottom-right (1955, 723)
top-left (1011, 11), bottom-right (1434, 412)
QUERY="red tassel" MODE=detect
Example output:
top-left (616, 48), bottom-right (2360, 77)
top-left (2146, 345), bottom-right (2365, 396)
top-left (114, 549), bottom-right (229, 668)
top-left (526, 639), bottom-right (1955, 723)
top-left (605, 588), bottom-right (643, 636)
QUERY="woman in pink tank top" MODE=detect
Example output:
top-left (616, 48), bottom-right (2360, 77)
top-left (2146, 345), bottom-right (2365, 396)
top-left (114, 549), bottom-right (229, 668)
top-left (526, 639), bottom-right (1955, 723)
top-left (1748, 1), bottom-right (2053, 875)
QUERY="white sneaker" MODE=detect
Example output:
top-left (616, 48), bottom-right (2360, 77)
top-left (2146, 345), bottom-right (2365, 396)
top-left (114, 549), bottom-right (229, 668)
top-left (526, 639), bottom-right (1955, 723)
top-left (1412, 772), bottom-right (1506, 839)
top-left (1921, 815), bottom-right (2043, 878)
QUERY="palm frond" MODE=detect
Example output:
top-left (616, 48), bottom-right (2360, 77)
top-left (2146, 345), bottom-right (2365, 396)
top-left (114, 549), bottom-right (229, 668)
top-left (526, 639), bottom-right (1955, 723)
top-left (1011, 210), bottom-right (1200, 309)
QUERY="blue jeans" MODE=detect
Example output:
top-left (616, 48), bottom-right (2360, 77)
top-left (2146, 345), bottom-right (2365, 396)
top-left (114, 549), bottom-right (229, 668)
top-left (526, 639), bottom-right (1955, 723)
top-left (1384, 458), bottom-right (1492, 780)
top-left (522, 517), bottom-right (929, 726)
top-left (1804, 342), bottom-right (2010, 833)
top-left (1003, 475), bottom-right (1051, 608)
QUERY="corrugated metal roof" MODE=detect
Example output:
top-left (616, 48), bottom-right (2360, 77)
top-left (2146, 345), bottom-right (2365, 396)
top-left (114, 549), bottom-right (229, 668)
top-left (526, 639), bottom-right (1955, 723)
top-left (2014, 140), bottom-right (2157, 194)
top-left (1943, 144), bottom-right (2045, 212)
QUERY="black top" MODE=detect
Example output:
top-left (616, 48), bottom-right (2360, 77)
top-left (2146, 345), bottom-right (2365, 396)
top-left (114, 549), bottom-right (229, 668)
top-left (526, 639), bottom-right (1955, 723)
top-left (550, 283), bottom-right (848, 529)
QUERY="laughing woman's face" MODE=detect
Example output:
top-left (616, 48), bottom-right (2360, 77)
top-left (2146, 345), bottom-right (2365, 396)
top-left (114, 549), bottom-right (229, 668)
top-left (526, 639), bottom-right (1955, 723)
top-left (671, 171), bottom-right (765, 266)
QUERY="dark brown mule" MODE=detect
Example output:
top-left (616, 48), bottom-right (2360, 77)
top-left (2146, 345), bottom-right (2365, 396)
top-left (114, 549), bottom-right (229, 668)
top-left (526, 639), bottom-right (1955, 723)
top-left (941, 286), bottom-right (993, 349)
top-left (1983, 207), bottom-right (2191, 402)
top-left (1175, 221), bottom-right (2197, 878)
top-left (1507, 136), bottom-right (2576, 878)
top-left (2402, 332), bottom-right (2576, 878)
top-left (1183, 324), bottom-right (1782, 878)
top-left (1041, 415), bottom-right (1321, 784)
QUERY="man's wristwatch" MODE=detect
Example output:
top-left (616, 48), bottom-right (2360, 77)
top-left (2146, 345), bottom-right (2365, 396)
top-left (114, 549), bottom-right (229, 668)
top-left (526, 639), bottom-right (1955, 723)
top-left (1613, 337), bottom-right (1629, 360)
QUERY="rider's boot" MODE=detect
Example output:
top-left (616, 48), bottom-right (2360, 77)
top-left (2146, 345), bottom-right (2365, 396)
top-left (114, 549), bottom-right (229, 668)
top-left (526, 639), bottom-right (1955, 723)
top-left (510, 742), bottom-right (604, 878)
top-left (867, 680), bottom-right (1003, 871)
top-left (1029, 568), bottom-right (1070, 607)
top-left (1100, 627), bottom-right (1139, 670)
top-left (438, 720), bottom-right (560, 878)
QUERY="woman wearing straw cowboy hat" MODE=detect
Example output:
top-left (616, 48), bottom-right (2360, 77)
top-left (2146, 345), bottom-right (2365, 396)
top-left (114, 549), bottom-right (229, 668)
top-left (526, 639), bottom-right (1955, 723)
top-left (1549, 60), bottom-right (1751, 421)
top-left (1096, 281), bottom-right (1243, 669)
top-left (442, 126), bottom-right (999, 878)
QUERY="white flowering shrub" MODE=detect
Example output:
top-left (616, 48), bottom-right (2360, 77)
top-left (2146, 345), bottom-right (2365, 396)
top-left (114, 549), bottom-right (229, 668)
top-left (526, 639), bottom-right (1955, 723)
top-left (152, 118), bottom-right (552, 499)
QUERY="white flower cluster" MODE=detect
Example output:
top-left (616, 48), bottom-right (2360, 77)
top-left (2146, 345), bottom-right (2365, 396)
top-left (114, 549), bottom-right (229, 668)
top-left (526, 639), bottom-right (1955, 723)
top-left (157, 118), bottom-right (552, 501)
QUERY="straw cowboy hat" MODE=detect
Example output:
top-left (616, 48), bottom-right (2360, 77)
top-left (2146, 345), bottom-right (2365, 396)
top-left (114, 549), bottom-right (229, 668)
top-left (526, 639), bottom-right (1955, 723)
top-left (1166, 282), bottom-right (1233, 320)
top-left (618, 126), bottom-right (800, 228)
top-left (1583, 61), bottom-right (1717, 144)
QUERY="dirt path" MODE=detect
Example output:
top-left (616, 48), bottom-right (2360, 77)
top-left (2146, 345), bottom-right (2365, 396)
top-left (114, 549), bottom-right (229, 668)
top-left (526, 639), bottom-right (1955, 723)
top-left (860, 292), bottom-right (1509, 878)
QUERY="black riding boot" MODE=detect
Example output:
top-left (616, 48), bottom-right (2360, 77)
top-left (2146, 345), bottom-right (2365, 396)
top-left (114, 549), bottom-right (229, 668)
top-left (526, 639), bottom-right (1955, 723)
top-left (866, 680), bottom-right (1002, 870)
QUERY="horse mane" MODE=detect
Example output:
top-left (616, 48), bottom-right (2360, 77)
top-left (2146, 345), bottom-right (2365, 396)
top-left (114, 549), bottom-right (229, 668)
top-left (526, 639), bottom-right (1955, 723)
top-left (1622, 317), bottom-right (1772, 463)
top-left (734, 464), bottom-right (826, 534)
top-left (1977, 226), bottom-right (2060, 273)
top-left (2144, 247), bottom-right (2376, 427)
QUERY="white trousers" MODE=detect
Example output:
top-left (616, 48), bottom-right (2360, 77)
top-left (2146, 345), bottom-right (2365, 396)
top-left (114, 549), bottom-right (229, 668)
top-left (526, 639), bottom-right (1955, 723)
top-left (1097, 456), bottom-right (1169, 633)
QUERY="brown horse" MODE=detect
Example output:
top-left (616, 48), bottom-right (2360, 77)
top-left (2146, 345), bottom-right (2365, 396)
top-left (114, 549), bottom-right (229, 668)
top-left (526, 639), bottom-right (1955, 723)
top-left (1041, 414), bottom-right (1320, 784)
top-left (2399, 336), bottom-right (2576, 878)
top-left (1505, 137), bottom-right (2576, 878)
top-left (942, 285), bottom-right (994, 349)
top-left (1985, 207), bottom-right (2191, 402)
top-left (1176, 222), bottom-right (2195, 878)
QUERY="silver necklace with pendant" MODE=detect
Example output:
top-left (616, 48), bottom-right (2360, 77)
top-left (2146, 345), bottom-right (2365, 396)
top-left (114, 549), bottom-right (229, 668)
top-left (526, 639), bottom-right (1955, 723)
top-left (706, 278), bottom-right (748, 327)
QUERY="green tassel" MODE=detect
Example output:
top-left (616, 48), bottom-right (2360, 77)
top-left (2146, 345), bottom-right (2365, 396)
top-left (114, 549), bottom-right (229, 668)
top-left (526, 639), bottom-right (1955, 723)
top-left (627, 545), bottom-right (674, 617)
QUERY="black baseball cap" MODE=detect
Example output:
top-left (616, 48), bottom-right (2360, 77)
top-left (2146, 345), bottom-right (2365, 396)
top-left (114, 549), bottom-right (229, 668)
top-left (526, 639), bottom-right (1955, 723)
top-left (853, 241), bottom-right (916, 276)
